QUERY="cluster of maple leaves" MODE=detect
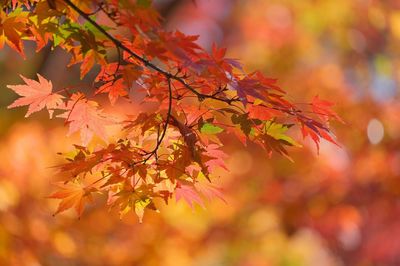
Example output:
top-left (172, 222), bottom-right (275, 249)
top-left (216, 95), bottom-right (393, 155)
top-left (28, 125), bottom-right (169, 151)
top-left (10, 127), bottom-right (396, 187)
top-left (2, 0), bottom-right (340, 222)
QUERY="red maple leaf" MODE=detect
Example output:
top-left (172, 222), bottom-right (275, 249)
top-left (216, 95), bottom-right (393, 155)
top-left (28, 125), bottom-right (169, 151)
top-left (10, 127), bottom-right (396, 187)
top-left (312, 95), bottom-right (343, 123)
top-left (7, 74), bottom-right (64, 118)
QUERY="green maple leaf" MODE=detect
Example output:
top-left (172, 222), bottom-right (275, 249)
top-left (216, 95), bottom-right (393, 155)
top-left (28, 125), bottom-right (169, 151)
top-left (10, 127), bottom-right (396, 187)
top-left (264, 121), bottom-right (301, 147)
top-left (200, 123), bottom-right (224, 134)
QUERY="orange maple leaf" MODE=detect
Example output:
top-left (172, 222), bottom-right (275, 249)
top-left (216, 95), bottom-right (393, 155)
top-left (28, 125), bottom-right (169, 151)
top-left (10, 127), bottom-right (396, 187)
top-left (95, 78), bottom-right (128, 105)
top-left (49, 181), bottom-right (97, 217)
top-left (58, 93), bottom-right (112, 145)
top-left (0, 10), bottom-right (27, 57)
top-left (7, 74), bottom-right (64, 118)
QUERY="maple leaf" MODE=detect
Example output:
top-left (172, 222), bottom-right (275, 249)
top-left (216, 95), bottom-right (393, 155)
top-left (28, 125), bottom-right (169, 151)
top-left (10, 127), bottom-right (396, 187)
top-left (264, 121), bottom-right (301, 147)
top-left (301, 123), bottom-right (322, 153)
top-left (108, 185), bottom-right (158, 223)
top-left (95, 78), bottom-right (128, 105)
top-left (7, 74), bottom-right (64, 118)
top-left (58, 93), bottom-right (112, 145)
top-left (120, 198), bottom-right (157, 223)
top-left (200, 123), bottom-right (224, 134)
top-left (134, 198), bottom-right (152, 223)
top-left (231, 76), bottom-right (267, 104)
top-left (80, 49), bottom-right (98, 79)
top-left (0, 0), bottom-right (341, 223)
top-left (0, 10), bottom-right (27, 56)
top-left (48, 181), bottom-right (97, 217)
top-left (301, 121), bottom-right (340, 153)
top-left (175, 182), bottom-right (205, 209)
top-left (10, 0), bottom-right (30, 9)
top-left (195, 182), bottom-right (227, 203)
top-left (203, 144), bottom-right (228, 172)
top-left (312, 95), bottom-right (343, 123)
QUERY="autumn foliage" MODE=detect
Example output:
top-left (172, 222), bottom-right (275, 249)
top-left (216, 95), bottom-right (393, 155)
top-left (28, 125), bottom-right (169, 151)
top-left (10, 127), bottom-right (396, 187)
top-left (2, 0), bottom-right (400, 265)
top-left (2, 0), bottom-right (340, 222)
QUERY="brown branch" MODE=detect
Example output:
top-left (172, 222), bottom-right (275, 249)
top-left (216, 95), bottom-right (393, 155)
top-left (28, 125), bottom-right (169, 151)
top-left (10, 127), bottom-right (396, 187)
top-left (62, 0), bottom-right (238, 105)
top-left (139, 77), bottom-right (173, 164)
top-left (61, 0), bottom-right (331, 140)
top-left (62, 0), bottom-right (322, 120)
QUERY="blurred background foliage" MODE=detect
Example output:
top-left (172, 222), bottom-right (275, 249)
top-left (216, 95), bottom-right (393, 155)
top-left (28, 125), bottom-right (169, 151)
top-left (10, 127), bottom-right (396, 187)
top-left (1, 0), bottom-right (400, 265)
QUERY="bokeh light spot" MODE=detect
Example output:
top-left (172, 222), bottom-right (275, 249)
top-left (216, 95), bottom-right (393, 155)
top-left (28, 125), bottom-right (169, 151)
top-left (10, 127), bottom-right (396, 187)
top-left (367, 118), bottom-right (384, 145)
top-left (227, 150), bottom-right (253, 175)
top-left (53, 232), bottom-right (77, 258)
top-left (0, 180), bottom-right (19, 211)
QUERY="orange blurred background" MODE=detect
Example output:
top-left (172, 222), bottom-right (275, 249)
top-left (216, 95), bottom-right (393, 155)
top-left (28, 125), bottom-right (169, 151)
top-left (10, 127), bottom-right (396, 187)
top-left (1, 0), bottom-right (400, 265)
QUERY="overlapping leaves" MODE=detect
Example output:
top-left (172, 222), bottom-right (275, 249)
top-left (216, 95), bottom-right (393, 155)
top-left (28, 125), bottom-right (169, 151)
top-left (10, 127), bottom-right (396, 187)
top-left (4, 0), bottom-right (341, 222)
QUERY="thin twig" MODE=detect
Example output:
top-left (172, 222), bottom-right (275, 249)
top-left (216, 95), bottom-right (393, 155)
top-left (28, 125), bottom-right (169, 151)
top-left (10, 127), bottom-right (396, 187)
top-left (62, 0), bottom-right (233, 103)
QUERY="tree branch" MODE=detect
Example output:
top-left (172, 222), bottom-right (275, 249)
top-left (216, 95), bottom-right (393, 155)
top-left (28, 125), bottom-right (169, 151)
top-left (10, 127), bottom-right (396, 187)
top-left (62, 0), bottom-right (237, 105)
top-left (140, 77), bottom-right (173, 164)
top-left (61, 0), bottom-right (330, 136)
